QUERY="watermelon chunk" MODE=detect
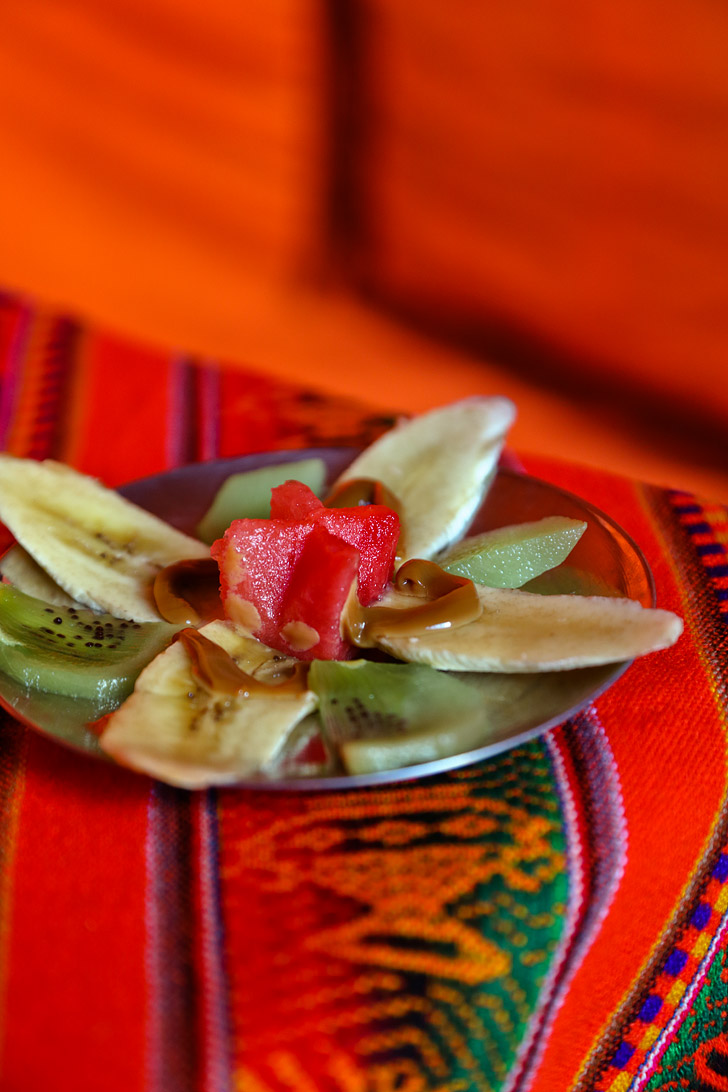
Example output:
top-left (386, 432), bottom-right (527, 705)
top-left (212, 519), bottom-right (310, 644)
top-left (277, 524), bottom-right (359, 660)
top-left (269, 480), bottom-right (324, 520)
top-left (269, 480), bottom-right (399, 605)
top-left (211, 482), bottom-right (400, 660)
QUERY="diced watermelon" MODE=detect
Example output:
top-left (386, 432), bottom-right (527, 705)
top-left (212, 519), bottom-right (311, 646)
top-left (277, 524), bottom-right (359, 660)
top-left (269, 480), bottom-right (399, 605)
top-left (211, 480), bottom-right (400, 660)
top-left (269, 479), bottom-right (324, 520)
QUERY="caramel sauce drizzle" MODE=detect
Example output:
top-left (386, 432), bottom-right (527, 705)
top-left (154, 557), bottom-right (222, 625)
top-left (345, 559), bottom-right (482, 646)
top-left (177, 629), bottom-right (309, 698)
top-left (324, 476), bottom-right (401, 512)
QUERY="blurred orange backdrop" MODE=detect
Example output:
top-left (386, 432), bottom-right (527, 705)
top-left (1, 0), bottom-right (727, 496)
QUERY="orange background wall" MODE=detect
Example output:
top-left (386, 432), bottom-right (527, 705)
top-left (1, 1), bottom-right (727, 498)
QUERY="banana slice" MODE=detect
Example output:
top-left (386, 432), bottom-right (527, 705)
top-left (0, 456), bottom-right (208, 621)
top-left (0, 544), bottom-right (77, 606)
top-left (99, 620), bottom-right (318, 788)
top-left (330, 397), bottom-right (516, 560)
top-left (360, 584), bottom-right (683, 671)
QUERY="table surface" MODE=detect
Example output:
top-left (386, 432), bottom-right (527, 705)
top-left (0, 289), bottom-right (726, 1092)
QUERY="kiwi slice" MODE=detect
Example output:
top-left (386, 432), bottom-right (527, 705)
top-left (0, 584), bottom-right (182, 704)
top-left (438, 516), bottom-right (586, 588)
top-left (196, 458), bottom-right (327, 543)
top-left (309, 659), bottom-right (496, 775)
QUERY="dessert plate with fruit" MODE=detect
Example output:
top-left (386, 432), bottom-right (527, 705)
top-left (0, 398), bottom-right (682, 789)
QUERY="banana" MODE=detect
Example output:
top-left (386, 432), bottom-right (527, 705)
top-left (0, 456), bottom-right (208, 622)
top-left (357, 584), bottom-right (683, 671)
top-left (330, 397), bottom-right (516, 561)
top-left (0, 544), bottom-right (77, 606)
top-left (99, 620), bottom-right (318, 788)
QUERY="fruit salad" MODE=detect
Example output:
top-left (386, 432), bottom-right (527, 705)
top-left (0, 398), bottom-right (683, 788)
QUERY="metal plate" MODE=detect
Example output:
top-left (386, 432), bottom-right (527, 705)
top-left (0, 450), bottom-right (654, 788)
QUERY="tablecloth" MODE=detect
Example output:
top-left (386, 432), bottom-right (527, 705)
top-left (0, 288), bottom-right (726, 1092)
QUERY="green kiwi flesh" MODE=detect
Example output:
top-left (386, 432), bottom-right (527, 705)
top-left (196, 458), bottom-right (327, 543)
top-left (0, 584), bottom-right (182, 704)
top-left (438, 516), bottom-right (586, 588)
top-left (308, 659), bottom-right (496, 774)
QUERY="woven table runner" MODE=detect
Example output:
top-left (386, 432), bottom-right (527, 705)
top-left (0, 291), bottom-right (726, 1092)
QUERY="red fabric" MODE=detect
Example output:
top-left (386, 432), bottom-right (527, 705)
top-left (1, 741), bottom-right (150, 1092)
top-left (522, 455), bottom-right (727, 1088)
top-left (0, 290), bottom-right (727, 1091)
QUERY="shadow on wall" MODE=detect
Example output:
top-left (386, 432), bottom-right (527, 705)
top-left (323, 0), bottom-right (728, 483)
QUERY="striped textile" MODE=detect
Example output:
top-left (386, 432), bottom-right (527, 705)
top-left (0, 290), bottom-right (726, 1092)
